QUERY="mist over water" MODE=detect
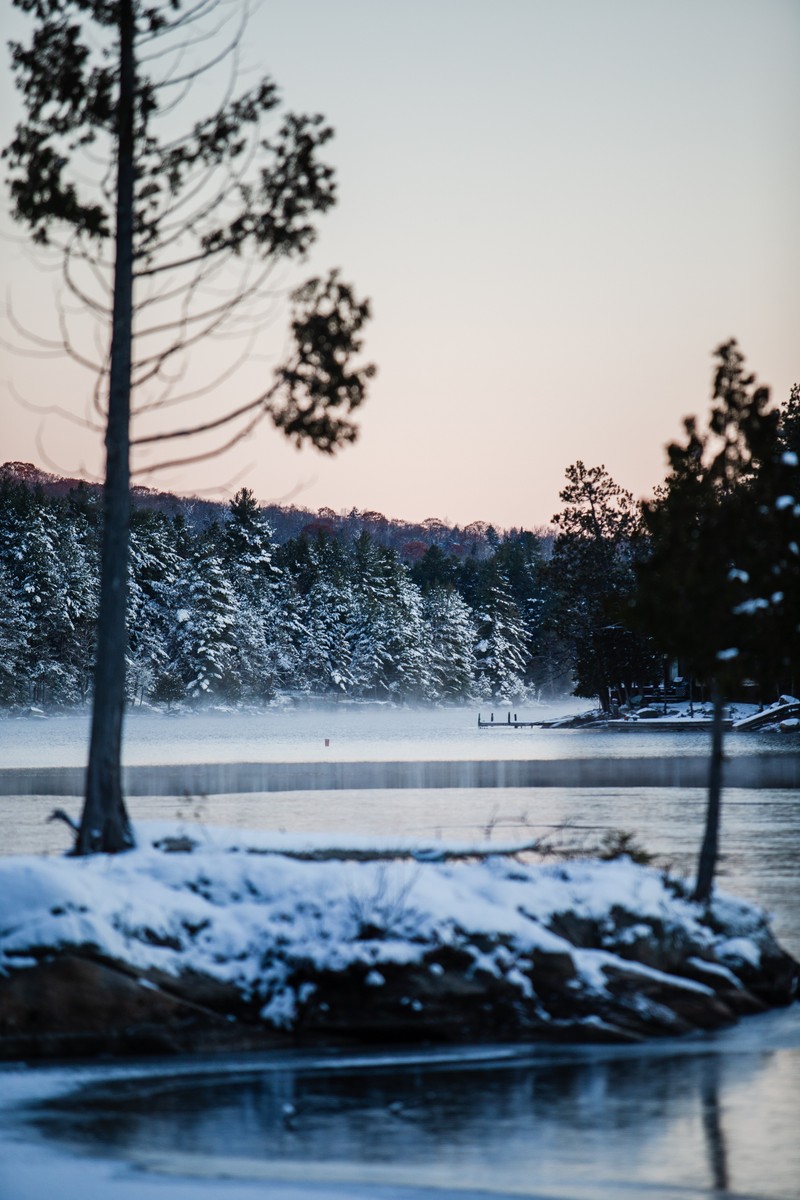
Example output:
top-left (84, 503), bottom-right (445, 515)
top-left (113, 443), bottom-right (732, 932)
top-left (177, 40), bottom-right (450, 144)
top-left (2, 699), bottom-right (799, 767)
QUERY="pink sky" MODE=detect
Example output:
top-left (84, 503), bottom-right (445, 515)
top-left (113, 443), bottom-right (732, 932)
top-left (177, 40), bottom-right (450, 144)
top-left (1, 0), bottom-right (798, 529)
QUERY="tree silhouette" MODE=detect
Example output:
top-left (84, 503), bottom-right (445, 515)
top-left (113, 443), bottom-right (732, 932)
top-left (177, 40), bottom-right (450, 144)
top-left (550, 462), bottom-right (654, 710)
top-left (5, 0), bottom-right (374, 853)
top-left (636, 341), bottom-right (780, 900)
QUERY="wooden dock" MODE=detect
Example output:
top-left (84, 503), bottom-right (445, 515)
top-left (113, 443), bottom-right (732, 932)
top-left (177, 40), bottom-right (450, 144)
top-left (478, 712), bottom-right (542, 729)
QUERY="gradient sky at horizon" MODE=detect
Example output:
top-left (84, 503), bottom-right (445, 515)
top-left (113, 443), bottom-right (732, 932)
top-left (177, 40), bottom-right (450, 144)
top-left (1, 0), bottom-right (798, 530)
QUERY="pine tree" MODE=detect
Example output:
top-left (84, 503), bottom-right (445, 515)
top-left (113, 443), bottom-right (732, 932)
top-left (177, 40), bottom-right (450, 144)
top-left (349, 536), bottom-right (429, 699)
top-left (473, 571), bottom-right (529, 702)
top-left (170, 546), bottom-right (239, 701)
top-left (304, 575), bottom-right (358, 694)
top-left (423, 587), bottom-right (476, 700)
top-left (0, 562), bottom-right (32, 705)
top-left (636, 341), bottom-right (781, 901)
top-left (549, 462), bottom-right (653, 709)
top-left (5, 0), bottom-right (373, 852)
top-left (127, 509), bottom-right (184, 704)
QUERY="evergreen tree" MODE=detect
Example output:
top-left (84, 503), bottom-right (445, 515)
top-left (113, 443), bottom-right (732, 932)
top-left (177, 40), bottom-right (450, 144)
top-left (423, 587), bottom-right (476, 700)
top-left (58, 515), bottom-right (98, 704)
top-left (635, 341), bottom-right (781, 901)
top-left (170, 545), bottom-right (239, 701)
top-left (778, 383), bottom-right (800, 459)
top-left (0, 503), bottom-right (77, 704)
top-left (6, 0), bottom-right (373, 853)
top-left (0, 562), bottom-right (32, 705)
top-left (223, 490), bottom-right (280, 599)
top-left (473, 571), bottom-right (529, 701)
top-left (127, 509), bottom-right (184, 703)
top-left (410, 544), bottom-right (460, 594)
top-left (549, 462), bottom-right (654, 710)
top-left (349, 535), bottom-right (429, 699)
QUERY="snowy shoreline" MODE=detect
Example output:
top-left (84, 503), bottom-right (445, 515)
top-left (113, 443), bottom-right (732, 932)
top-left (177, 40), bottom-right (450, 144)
top-left (0, 822), bottom-right (796, 1061)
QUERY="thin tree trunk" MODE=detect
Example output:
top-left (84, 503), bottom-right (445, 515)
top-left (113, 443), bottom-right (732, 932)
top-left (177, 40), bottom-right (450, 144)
top-left (77, 0), bottom-right (136, 855)
top-left (693, 679), bottom-right (724, 902)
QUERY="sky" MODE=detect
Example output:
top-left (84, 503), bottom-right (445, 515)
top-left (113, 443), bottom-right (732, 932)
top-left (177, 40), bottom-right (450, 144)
top-left (1, 0), bottom-right (798, 530)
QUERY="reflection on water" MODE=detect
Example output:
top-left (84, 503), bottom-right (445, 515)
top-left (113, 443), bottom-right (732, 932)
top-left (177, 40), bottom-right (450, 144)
top-left (27, 1023), bottom-right (800, 1199)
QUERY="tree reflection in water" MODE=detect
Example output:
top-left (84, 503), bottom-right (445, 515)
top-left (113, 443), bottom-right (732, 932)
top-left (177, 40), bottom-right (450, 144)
top-left (29, 1038), bottom-right (786, 1197)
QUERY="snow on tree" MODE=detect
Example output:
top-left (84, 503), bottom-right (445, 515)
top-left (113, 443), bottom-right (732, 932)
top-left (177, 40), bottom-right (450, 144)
top-left (473, 571), bottom-right (529, 702)
top-left (0, 563), bottom-right (32, 705)
top-left (58, 515), bottom-right (98, 704)
top-left (0, 502), bottom-right (79, 704)
top-left (303, 575), bottom-right (358, 695)
top-left (423, 586), bottom-right (477, 701)
top-left (127, 511), bottom-right (184, 704)
top-left (349, 535), bottom-right (430, 699)
top-left (223, 490), bottom-right (280, 600)
top-left (169, 544), bottom-right (239, 701)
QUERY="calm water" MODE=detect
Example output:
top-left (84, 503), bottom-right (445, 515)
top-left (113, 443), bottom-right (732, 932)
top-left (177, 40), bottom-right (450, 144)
top-left (2, 701), bottom-right (799, 766)
top-left (0, 705), bottom-right (798, 1199)
top-left (1, 1014), bottom-right (798, 1200)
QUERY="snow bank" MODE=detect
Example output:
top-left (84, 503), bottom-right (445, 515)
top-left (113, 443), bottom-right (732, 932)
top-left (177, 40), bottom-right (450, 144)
top-left (0, 822), bottom-right (796, 1056)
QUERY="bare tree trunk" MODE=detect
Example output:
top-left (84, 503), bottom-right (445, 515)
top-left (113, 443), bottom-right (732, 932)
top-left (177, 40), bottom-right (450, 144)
top-left (693, 679), bottom-right (724, 902)
top-left (77, 0), bottom-right (135, 855)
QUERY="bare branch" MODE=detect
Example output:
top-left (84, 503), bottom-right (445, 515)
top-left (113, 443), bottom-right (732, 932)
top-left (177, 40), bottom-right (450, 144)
top-left (132, 387), bottom-right (273, 445)
top-left (3, 295), bottom-right (68, 354)
top-left (134, 325), bottom-right (259, 414)
top-left (6, 377), bottom-right (104, 434)
top-left (132, 406), bottom-right (267, 476)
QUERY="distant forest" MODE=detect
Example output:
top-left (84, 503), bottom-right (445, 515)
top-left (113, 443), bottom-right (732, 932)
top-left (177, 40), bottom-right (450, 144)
top-left (0, 461), bottom-right (572, 708)
top-left (2, 366), bottom-right (798, 715)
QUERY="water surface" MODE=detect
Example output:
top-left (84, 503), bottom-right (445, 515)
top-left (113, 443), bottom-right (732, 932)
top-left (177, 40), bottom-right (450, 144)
top-left (2, 701), bottom-right (798, 767)
top-left (1, 704), bottom-right (797, 1199)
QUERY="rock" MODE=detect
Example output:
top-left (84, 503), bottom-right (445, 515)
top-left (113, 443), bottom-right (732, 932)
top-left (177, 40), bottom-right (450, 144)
top-left (600, 963), bottom-right (737, 1034)
top-left (0, 955), bottom-right (282, 1060)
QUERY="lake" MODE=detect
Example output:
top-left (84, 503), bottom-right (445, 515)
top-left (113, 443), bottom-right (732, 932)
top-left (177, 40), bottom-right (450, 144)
top-left (0, 702), bottom-right (798, 1199)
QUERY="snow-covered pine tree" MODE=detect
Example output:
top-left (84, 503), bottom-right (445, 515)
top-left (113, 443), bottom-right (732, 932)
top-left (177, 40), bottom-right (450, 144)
top-left (58, 515), bottom-right (98, 704)
top-left (473, 571), bottom-right (529, 702)
top-left (349, 535), bottom-right (430, 699)
top-left (169, 540), bottom-right (239, 701)
top-left (423, 586), bottom-right (476, 700)
top-left (0, 501), bottom-right (78, 704)
top-left (0, 562), bottom-right (32, 705)
top-left (304, 574), bottom-right (357, 694)
top-left (127, 510), bottom-right (184, 704)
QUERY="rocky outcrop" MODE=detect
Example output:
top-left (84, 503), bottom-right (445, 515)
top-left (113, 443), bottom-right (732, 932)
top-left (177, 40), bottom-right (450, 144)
top-left (1, 906), bottom-right (795, 1061)
top-left (1, 838), bottom-right (797, 1061)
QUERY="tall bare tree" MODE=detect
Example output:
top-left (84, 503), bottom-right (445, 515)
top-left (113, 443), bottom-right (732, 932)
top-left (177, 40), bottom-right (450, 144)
top-left (5, 0), bottom-right (375, 853)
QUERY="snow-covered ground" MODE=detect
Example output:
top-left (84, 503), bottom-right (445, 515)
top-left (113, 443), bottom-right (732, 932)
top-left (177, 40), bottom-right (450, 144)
top-left (0, 821), bottom-right (780, 1029)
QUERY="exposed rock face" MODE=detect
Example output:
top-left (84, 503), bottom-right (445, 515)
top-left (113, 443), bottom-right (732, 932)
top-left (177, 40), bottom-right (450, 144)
top-left (0, 914), bottom-right (795, 1060)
